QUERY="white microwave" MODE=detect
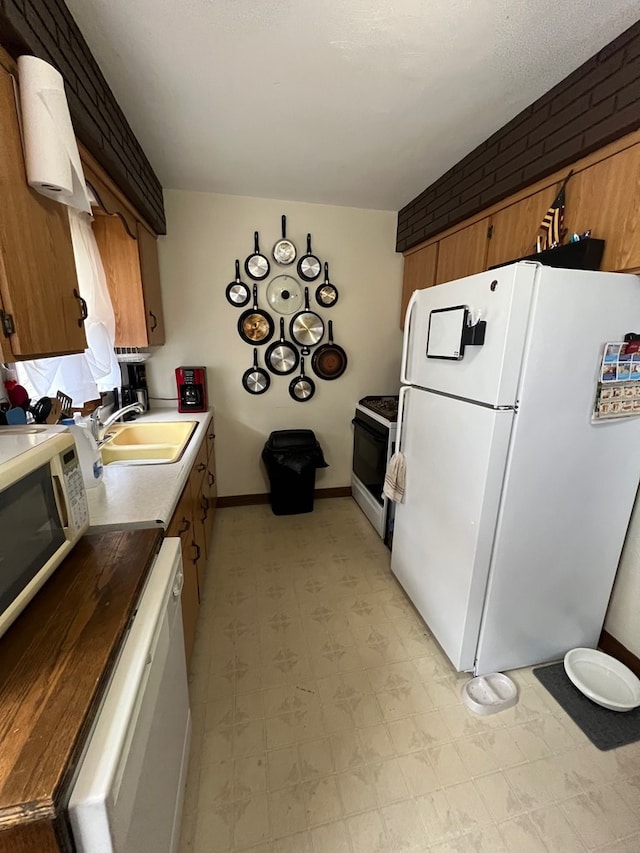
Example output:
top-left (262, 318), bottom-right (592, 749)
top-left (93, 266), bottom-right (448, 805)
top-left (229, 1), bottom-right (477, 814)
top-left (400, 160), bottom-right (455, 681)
top-left (0, 428), bottom-right (89, 639)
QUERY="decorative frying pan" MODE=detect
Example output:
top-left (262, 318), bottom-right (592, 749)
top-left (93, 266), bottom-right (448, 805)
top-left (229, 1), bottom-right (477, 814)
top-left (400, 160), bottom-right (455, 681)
top-left (266, 274), bottom-right (303, 315)
top-left (297, 233), bottom-right (321, 281)
top-left (245, 232), bottom-right (270, 281)
top-left (290, 286), bottom-right (324, 355)
top-left (311, 320), bottom-right (347, 380)
top-left (237, 284), bottom-right (274, 345)
top-left (315, 262), bottom-right (339, 308)
top-left (226, 260), bottom-right (251, 307)
top-left (265, 318), bottom-right (300, 376)
top-left (289, 358), bottom-right (315, 402)
top-left (242, 348), bottom-right (270, 395)
top-left (272, 215), bottom-right (297, 266)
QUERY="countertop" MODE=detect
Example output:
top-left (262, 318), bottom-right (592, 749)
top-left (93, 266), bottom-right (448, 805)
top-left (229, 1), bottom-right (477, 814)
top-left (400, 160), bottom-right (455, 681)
top-left (0, 528), bottom-right (163, 848)
top-left (87, 406), bottom-right (213, 532)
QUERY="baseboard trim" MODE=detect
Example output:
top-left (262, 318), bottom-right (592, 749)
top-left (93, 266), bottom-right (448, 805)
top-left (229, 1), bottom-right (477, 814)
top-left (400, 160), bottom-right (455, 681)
top-left (218, 486), bottom-right (352, 508)
top-left (599, 629), bottom-right (640, 678)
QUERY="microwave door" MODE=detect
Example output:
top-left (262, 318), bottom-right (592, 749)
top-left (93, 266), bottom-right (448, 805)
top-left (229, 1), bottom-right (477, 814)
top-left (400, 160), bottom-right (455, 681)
top-left (0, 463), bottom-right (66, 621)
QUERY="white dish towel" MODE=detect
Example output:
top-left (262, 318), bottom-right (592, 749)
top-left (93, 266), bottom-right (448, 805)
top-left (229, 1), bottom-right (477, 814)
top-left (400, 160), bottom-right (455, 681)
top-left (383, 451), bottom-right (406, 503)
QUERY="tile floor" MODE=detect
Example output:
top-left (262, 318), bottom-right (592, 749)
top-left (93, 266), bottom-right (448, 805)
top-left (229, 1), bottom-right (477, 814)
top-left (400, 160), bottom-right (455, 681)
top-left (179, 498), bottom-right (640, 853)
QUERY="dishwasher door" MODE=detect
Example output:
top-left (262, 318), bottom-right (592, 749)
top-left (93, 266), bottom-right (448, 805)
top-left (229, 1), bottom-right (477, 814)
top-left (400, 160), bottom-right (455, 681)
top-left (68, 537), bottom-right (191, 853)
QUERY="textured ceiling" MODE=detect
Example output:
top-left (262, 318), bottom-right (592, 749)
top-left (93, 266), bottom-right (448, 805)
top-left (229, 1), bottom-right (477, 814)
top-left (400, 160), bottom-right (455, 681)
top-left (65, 0), bottom-right (639, 211)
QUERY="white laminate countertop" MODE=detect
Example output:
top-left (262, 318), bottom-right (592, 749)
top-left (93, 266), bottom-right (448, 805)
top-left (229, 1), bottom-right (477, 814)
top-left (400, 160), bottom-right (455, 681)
top-left (87, 407), bottom-right (213, 533)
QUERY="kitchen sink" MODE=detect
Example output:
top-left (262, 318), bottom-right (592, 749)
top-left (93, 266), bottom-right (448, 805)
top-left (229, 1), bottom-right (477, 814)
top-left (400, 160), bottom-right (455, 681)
top-left (105, 422), bottom-right (197, 447)
top-left (100, 421), bottom-right (197, 466)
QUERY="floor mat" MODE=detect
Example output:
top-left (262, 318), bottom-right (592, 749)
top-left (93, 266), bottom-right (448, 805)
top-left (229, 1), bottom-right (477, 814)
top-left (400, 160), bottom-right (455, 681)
top-left (533, 661), bottom-right (640, 751)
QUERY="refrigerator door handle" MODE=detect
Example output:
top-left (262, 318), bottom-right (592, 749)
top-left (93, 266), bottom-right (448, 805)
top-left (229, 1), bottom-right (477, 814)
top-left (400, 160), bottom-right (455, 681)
top-left (400, 290), bottom-right (419, 385)
top-left (396, 385), bottom-right (409, 453)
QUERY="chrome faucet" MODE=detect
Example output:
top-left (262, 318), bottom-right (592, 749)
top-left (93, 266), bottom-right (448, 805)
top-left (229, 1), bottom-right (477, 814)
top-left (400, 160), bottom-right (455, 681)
top-left (90, 402), bottom-right (144, 442)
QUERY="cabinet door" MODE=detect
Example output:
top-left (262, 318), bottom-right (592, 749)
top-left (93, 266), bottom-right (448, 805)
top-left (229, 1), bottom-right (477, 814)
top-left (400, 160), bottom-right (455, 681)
top-left (486, 187), bottom-right (559, 268)
top-left (92, 214), bottom-right (148, 347)
top-left (205, 458), bottom-right (217, 552)
top-left (562, 145), bottom-right (640, 272)
top-left (0, 65), bottom-right (86, 359)
top-left (137, 222), bottom-right (166, 345)
top-left (189, 438), bottom-right (208, 588)
top-left (435, 219), bottom-right (490, 285)
top-left (400, 242), bottom-right (438, 329)
top-left (167, 488), bottom-right (199, 665)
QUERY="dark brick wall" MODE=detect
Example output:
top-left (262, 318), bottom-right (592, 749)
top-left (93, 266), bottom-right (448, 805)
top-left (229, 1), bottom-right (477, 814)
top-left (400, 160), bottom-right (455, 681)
top-left (0, 0), bottom-right (166, 234)
top-left (397, 19), bottom-right (640, 253)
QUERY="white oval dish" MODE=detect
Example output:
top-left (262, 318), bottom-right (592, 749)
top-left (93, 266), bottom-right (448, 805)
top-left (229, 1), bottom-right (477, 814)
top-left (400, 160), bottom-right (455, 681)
top-left (564, 648), bottom-right (640, 712)
top-left (461, 673), bottom-right (518, 715)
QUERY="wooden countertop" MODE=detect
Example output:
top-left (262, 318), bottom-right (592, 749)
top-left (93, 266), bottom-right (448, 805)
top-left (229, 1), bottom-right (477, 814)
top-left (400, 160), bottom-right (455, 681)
top-left (0, 528), bottom-right (163, 849)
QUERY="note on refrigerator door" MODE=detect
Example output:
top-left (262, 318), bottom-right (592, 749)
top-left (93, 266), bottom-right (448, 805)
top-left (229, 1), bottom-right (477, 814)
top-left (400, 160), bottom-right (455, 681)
top-left (593, 342), bottom-right (640, 421)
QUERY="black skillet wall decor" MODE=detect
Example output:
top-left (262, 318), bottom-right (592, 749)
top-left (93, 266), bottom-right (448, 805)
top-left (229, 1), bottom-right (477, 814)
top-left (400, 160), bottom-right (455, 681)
top-left (228, 219), bottom-right (348, 398)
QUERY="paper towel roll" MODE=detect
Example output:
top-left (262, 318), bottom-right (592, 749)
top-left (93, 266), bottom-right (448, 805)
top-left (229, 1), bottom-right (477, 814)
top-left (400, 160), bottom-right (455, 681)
top-left (17, 55), bottom-right (91, 214)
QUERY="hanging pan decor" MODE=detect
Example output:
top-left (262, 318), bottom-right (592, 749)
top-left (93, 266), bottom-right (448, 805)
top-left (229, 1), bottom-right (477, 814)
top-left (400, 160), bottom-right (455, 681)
top-left (290, 286), bottom-right (324, 355)
top-left (297, 233), bottom-right (321, 281)
top-left (237, 284), bottom-right (274, 345)
top-left (265, 318), bottom-right (300, 376)
top-left (245, 231), bottom-right (270, 281)
top-left (315, 262), bottom-right (339, 308)
top-left (272, 215), bottom-right (297, 265)
top-left (242, 348), bottom-right (270, 395)
top-left (311, 320), bottom-right (347, 380)
top-left (226, 259), bottom-right (251, 307)
top-left (289, 358), bottom-right (315, 402)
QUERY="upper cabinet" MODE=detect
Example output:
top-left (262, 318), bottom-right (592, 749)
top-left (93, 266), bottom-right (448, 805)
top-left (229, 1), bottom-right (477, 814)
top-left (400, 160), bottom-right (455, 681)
top-left (0, 60), bottom-right (86, 361)
top-left (486, 187), bottom-right (559, 269)
top-left (562, 145), bottom-right (640, 274)
top-left (82, 150), bottom-right (166, 348)
top-left (435, 218), bottom-right (491, 285)
top-left (400, 242), bottom-right (438, 330)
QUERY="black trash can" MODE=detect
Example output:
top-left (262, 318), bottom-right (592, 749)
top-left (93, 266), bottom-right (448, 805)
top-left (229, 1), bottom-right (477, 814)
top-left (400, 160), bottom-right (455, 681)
top-left (262, 430), bottom-right (328, 515)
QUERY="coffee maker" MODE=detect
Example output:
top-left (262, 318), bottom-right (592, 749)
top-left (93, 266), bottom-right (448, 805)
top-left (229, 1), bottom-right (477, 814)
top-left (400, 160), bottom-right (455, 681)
top-left (120, 362), bottom-right (149, 411)
top-left (176, 366), bottom-right (207, 413)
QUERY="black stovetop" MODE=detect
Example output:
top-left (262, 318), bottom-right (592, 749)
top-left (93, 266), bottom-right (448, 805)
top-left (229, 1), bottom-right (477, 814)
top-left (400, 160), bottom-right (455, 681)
top-left (358, 396), bottom-right (399, 422)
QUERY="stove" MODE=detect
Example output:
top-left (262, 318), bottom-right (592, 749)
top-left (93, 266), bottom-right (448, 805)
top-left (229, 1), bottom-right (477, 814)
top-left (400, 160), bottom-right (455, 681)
top-left (358, 395), bottom-right (399, 423)
top-left (352, 397), bottom-right (399, 546)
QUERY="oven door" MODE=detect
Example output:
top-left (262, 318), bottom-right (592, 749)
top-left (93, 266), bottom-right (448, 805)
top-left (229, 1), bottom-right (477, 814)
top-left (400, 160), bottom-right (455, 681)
top-left (352, 410), bottom-right (389, 506)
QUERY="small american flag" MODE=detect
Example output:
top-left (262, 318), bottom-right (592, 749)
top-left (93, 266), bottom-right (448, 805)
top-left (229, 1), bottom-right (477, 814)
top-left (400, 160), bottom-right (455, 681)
top-left (537, 171), bottom-right (573, 252)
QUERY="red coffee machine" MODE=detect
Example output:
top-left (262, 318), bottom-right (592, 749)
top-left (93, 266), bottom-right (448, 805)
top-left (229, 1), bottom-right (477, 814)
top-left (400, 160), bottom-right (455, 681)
top-left (176, 366), bottom-right (208, 413)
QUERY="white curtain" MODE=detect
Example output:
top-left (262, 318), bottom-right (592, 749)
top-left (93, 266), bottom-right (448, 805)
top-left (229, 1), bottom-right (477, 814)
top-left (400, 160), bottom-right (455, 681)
top-left (16, 210), bottom-right (121, 405)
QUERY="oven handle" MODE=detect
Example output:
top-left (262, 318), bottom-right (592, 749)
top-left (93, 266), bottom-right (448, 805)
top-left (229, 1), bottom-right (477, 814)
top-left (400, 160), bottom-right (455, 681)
top-left (351, 417), bottom-right (387, 443)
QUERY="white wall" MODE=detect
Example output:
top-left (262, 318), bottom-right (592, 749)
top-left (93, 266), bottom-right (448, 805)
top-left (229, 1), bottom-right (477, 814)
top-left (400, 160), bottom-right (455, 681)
top-left (605, 488), bottom-right (640, 657)
top-left (149, 190), bottom-right (403, 497)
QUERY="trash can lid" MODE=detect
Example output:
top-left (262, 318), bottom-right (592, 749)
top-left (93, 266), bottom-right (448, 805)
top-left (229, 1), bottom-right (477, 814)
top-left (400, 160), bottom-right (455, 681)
top-left (266, 429), bottom-right (317, 451)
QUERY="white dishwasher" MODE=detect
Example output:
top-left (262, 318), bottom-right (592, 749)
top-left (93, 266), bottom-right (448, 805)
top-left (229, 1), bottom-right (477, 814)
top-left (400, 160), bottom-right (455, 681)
top-left (68, 537), bottom-right (191, 853)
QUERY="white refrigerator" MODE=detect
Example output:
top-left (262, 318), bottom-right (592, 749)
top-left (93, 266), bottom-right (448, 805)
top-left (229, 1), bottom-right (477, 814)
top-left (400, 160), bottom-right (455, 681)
top-left (391, 261), bottom-right (640, 676)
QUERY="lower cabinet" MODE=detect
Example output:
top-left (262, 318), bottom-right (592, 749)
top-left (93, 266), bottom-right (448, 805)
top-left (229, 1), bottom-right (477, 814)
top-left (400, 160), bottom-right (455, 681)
top-left (167, 422), bottom-right (218, 666)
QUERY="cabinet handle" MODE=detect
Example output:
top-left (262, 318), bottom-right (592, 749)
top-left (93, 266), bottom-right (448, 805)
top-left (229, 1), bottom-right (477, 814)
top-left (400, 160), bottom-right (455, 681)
top-left (197, 462), bottom-right (206, 473)
top-left (149, 310), bottom-right (157, 331)
top-left (208, 433), bottom-right (216, 440)
top-left (191, 541), bottom-right (201, 563)
top-left (73, 288), bottom-right (88, 326)
top-left (200, 495), bottom-right (208, 522)
top-left (208, 471), bottom-right (215, 487)
top-left (178, 516), bottom-right (191, 535)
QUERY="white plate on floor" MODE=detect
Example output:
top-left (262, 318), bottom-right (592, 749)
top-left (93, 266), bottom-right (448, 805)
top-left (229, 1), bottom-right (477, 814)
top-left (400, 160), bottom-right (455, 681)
top-left (564, 648), bottom-right (640, 712)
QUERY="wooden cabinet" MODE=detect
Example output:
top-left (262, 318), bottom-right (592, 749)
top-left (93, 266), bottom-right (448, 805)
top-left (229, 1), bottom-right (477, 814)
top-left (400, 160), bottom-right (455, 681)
top-left (167, 423), bottom-right (217, 666)
top-left (400, 242), bottom-right (438, 329)
top-left (562, 145), bottom-right (640, 273)
top-left (204, 430), bottom-right (218, 548)
top-left (435, 218), bottom-right (491, 284)
top-left (486, 187), bottom-right (559, 268)
top-left (0, 59), bottom-right (86, 361)
top-left (92, 213), bottom-right (166, 347)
